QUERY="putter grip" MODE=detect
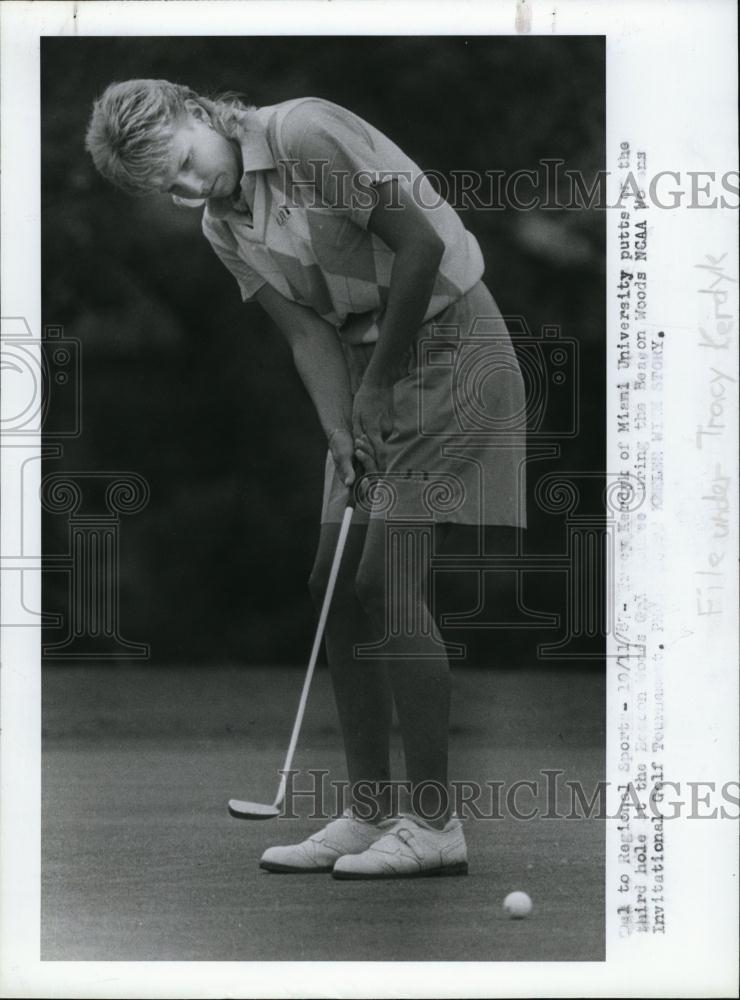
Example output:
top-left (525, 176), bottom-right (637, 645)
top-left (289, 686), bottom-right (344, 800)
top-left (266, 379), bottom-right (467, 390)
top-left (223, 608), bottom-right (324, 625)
top-left (348, 457), bottom-right (362, 509)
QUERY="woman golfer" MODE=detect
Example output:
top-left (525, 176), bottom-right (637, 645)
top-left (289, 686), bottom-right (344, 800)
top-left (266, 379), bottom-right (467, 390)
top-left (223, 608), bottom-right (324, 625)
top-left (85, 80), bottom-right (527, 879)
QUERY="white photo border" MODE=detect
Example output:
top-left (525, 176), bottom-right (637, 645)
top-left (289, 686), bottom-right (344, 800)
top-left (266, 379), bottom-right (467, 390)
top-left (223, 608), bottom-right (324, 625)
top-left (1, 1), bottom-right (737, 997)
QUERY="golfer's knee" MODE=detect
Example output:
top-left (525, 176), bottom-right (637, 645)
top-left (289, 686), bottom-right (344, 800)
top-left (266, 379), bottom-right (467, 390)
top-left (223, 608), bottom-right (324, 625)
top-left (308, 559), bottom-right (331, 609)
top-left (309, 545), bottom-right (357, 615)
top-left (354, 563), bottom-right (384, 620)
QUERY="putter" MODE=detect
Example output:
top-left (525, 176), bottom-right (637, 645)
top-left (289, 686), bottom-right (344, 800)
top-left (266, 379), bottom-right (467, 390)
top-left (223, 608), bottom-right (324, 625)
top-left (228, 471), bottom-right (358, 820)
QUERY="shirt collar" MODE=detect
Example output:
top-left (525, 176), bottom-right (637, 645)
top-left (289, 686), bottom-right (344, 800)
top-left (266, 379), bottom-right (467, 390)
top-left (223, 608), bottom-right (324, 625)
top-left (232, 107), bottom-right (276, 173)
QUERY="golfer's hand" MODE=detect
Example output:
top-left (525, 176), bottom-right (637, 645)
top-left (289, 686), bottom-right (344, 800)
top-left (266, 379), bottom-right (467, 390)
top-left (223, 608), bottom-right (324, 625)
top-left (354, 432), bottom-right (379, 473)
top-left (352, 380), bottom-right (394, 471)
top-left (328, 427), bottom-right (357, 487)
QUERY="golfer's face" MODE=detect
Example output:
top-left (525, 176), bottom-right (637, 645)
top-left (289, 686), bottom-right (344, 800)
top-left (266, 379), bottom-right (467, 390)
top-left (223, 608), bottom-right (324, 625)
top-left (159, 115), bottom-right (242, 200)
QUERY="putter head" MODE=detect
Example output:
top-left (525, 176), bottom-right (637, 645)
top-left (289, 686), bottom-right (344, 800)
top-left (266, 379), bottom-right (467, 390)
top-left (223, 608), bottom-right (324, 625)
top-left (228, 798), bottom-right (281, 820)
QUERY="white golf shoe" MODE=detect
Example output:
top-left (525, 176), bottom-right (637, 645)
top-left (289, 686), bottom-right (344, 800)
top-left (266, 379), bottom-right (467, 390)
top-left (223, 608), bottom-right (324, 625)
top-left (259, 809), bottom-right (394, 873)
top-left (332, 814), bottom-right (468, 880)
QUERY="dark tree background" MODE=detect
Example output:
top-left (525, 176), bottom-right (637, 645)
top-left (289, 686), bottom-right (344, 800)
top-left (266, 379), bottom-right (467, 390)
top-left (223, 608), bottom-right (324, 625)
top-left (41, 37), bottom-right (605, 666)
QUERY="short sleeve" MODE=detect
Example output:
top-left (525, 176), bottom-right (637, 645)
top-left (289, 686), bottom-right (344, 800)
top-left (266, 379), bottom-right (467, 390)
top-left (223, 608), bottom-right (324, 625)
top-left (278, 100), bottom-right (409, 230)
top-left (201, 215), bottom-right (266, 302)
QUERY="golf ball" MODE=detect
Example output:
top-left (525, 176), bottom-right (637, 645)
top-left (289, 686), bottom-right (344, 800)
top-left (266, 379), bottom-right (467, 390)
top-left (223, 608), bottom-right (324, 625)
top-left (503, 891), bottom-right (532, 919)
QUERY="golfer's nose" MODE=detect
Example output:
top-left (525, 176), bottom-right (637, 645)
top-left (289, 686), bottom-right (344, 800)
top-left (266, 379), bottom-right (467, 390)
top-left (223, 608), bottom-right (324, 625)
top-left (177, 169), bottom-right (204, 198)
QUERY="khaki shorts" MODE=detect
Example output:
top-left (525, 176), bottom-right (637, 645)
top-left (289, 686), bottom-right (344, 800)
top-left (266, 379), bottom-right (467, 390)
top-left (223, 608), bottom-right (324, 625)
top-left (321, 281), bottom-right (527, 527)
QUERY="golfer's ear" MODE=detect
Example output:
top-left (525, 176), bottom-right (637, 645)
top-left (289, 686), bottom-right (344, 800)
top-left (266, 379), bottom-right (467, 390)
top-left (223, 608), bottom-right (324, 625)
top-left (184, 99), bottom-right (209, 124)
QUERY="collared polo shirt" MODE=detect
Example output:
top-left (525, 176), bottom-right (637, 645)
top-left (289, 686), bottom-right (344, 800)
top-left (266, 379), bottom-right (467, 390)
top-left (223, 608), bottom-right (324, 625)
top-left (200, 98), bottom-right (484, 344)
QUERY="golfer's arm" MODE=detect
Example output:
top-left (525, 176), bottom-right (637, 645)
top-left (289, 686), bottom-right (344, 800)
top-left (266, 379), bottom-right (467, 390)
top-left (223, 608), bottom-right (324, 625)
top-left (255, 284), bottom-right (353, 438)
top-left (363, 180), bottom-right (445, 387)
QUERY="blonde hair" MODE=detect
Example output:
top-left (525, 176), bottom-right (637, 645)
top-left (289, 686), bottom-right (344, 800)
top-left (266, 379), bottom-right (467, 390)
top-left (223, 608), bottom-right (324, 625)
top-left (84, 78), bottom-right (254, 196)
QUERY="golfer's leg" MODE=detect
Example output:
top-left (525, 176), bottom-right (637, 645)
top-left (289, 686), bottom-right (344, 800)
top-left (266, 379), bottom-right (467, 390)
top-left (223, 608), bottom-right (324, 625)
top-left (355, 518), bottom-right (452, 828)
top-left (309, 522), bottom-right (393, 821)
